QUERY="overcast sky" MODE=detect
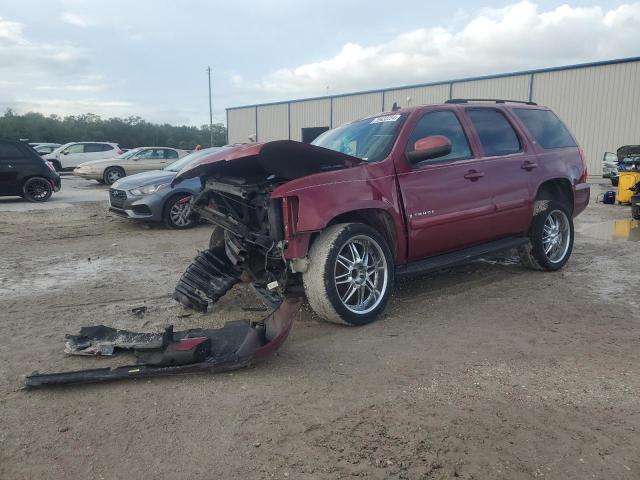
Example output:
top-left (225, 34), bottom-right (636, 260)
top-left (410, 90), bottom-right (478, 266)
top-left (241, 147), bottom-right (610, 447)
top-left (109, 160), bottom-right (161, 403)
top-left (1, 0), bottom-right (639, 126)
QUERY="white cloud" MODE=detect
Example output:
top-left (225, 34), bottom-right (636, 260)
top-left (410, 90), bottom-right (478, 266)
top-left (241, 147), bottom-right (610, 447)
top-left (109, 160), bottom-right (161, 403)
top-left (232, 1), bottom-right (640, 98)
top-left (0, 16), bottom-right (85, 74)
top-left (60, 12), bottom-right (91, 28)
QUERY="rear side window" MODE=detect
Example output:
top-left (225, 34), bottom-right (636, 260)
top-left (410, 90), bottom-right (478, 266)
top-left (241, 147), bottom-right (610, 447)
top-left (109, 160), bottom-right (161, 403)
top-left (85, 143), bottom-right (113, 152)
top-left (467, 109), bottom-right (521, 157)
top-left (406, 111), bottom-right (471, 162)
top-left (0, 143), bottom-right (26, 160)
top-left (513, 108), bottom-right (577, 149)
top-left (164, 149), bottom-right (179, 159)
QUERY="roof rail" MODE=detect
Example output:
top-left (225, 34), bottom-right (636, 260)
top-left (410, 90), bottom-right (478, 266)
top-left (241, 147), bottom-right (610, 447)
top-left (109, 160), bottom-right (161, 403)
top-left (446, 98), bottom-right (538, 106)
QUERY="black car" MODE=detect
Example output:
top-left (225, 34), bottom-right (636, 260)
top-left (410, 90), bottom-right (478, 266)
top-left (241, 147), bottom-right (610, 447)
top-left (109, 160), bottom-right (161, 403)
top-left (0, 140), bottom-right (61, 202)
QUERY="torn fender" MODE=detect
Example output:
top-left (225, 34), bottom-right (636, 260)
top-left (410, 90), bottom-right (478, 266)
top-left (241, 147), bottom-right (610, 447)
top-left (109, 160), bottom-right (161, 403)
top-left (24, 298), bottom-right (300, 388)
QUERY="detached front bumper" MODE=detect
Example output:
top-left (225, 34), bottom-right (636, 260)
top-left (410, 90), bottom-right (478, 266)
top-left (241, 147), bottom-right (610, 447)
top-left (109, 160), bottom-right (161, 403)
top-left (108, 187), bottom-right (164, 222)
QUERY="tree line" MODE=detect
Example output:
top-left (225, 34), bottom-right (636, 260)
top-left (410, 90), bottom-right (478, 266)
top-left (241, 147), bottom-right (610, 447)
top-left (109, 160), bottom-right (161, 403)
top-left (0, 109), bottom-right (227, 149)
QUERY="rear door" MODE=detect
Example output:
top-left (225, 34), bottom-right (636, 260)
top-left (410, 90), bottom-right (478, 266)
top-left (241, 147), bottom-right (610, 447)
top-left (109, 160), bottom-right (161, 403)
top-left (464, 107), bottom-right (534, 238)
top-left (395, 109), bottom-right (495, 261)
top-left (85, 143), bottom-right (116, 161)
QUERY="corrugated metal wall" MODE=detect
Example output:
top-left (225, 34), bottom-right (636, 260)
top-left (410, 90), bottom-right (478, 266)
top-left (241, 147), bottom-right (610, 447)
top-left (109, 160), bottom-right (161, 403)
top-left (383, 84), bottom-right (449, 110)
top-left (227, 107), bottom-right (256, 144)
top-left (452, 75), bottom-right (531, 101)
top-left (227, 59), bottom-right (640, 174)
top-left (290, 99), bottom-right (331, 141)
top-left (257, 104), bottom-right (289, 142)
top-left (532, 62), bottom-right (640, 175)
top-left (331, 92), bottom-right (383, 127)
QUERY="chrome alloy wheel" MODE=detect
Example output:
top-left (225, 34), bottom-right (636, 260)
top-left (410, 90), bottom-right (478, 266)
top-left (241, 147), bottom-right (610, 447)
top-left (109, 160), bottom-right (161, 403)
top-left (169, 199), bottom-right (192, 227)
top-left (334, 235), bottom-right (389, 314)
top-left (542, 209), bottom-right (571, 263)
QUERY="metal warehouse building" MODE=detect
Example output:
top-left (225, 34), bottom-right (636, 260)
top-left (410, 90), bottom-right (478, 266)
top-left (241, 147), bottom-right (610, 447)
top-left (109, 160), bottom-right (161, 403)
top-left (227, 57), bottom-right (640, 175)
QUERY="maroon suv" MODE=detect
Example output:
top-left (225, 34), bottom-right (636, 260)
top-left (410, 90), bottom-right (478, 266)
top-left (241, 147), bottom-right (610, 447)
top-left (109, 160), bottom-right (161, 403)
top-left (174, 99), bottom-right (590, 326)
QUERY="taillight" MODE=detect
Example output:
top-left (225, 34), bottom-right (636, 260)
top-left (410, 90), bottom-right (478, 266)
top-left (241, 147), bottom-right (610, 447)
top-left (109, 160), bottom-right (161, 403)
top-left (578, 147), bottom-right (588, 183)
top-left (45, 161), bottom-right (56, 172)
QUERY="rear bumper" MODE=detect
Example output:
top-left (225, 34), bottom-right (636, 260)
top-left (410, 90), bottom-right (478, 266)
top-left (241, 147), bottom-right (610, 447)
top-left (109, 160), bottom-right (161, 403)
top-left (573, 182), bottom-right (590, 217)
top-left (52, 176), bottom-right (61, 192)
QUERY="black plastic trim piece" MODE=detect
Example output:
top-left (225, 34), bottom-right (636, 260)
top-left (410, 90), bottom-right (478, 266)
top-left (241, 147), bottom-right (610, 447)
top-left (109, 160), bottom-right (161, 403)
top-left (395, 236), bottom-right (529, 277)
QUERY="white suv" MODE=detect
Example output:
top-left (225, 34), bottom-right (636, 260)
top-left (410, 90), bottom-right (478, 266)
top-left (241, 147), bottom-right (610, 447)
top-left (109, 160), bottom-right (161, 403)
top-left (43, 142), bottom-right (123, 170)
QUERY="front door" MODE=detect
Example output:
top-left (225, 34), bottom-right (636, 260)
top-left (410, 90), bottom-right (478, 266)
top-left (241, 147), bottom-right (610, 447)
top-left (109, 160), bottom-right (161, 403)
top-left (395, 109), bottom-right (495, 261)
top-left (0, 143), bottom-right (27, 195)
top-left (129, 148), bottom-right (167, 173)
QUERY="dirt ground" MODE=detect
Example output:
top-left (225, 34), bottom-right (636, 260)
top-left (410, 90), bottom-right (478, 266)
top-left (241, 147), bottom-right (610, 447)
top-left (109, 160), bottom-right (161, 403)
top-left (1, 179), bottom-right (639, 479)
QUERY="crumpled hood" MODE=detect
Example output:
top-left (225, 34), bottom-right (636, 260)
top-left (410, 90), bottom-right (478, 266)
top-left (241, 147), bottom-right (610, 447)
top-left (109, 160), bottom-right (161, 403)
top-left (112, 170), bottom-right (176, 189)
top-left (173, 140), bottom-right (363, 185)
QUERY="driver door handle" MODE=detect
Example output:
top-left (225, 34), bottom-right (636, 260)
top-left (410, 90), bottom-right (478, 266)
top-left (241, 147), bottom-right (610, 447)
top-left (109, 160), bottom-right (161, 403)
top-left (464, 170), bottom-right (485, 181)
top-left (521, 161), bottom-right (538, 171)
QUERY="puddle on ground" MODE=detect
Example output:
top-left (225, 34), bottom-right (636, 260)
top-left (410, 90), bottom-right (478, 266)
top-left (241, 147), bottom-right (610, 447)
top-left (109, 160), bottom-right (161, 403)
top-left (581, 219), bottom-right (640, 242)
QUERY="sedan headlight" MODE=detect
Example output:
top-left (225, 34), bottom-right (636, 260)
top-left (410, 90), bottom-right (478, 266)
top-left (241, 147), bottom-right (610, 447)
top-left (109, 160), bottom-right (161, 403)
top-left (128, 183), bottom-right (169, 196)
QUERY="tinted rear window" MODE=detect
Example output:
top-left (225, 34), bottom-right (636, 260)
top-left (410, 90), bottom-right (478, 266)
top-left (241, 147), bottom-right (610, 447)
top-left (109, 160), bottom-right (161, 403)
top-left (513, 109), bottom-right (576, 149)
top-left (0, 143), bottom-right (25, 159)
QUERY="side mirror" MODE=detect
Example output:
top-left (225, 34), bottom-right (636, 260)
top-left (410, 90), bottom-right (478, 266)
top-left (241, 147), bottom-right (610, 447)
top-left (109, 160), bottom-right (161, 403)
top-left (406, 135), bottom-right (452, 164)
top-left (61, 151), bottom-right (68, 155)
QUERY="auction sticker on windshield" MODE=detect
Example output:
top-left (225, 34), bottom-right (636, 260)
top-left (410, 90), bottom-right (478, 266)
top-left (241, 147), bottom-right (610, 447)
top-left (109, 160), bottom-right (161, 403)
top-left (371, 114), bottom-right (401, 124)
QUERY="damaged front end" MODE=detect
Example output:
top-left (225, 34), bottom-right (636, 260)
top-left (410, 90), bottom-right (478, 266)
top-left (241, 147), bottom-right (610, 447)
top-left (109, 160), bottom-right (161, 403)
top-left (172, 140), bottom-right (360, 312)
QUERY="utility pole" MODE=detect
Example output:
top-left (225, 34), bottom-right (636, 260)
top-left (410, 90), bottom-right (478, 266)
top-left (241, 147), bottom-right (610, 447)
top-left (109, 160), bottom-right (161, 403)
top-left (207, 66), bottom-right (213, 147)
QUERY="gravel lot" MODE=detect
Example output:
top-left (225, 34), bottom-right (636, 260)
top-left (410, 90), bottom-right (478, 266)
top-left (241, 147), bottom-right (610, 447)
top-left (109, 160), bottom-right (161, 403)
top-left (0, 178), bottom-right (638, 479)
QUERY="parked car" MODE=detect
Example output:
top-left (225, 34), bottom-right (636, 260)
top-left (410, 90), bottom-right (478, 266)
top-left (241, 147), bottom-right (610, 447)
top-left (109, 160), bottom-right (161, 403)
top-left (29, 143), bottom-right (62, 155)
top-left (172, 99), bottom-right (590, 325)
top-left (108, 147), bottom-right (224, 228)
top-left (0, 140), bottom-right (61, 202)
top-left (43, 142), bottom-right (123, 171)
top-left (602, 151), bottom-right (618, 179)
top-left (74, 147), bottom-right (189, 185)
top-left (609, 145), bottom-right (640, 186)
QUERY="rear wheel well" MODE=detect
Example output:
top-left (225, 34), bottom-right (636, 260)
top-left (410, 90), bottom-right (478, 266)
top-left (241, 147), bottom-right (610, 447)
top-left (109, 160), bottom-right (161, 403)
top-left (535, 179), bottom-right (573, 213)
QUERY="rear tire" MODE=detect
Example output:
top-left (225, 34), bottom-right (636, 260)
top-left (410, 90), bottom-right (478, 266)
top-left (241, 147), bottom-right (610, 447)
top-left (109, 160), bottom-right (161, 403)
top-left (519, 200), bottom-right (574, 271)
top-left (22, 177), bottom-right (53, 202)
top-left (303, 223), bottom-right (394, 326)
top-left (103, 167), bottom-right (125, 185)
top-left (164, 195), bottom-right (196, 229)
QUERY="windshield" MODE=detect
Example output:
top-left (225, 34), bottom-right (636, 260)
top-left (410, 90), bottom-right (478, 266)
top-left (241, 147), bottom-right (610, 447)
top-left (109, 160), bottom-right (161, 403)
top-left (119, 148), bottom-right (142, 159)
top-left (165, 147), bottom-right (224, 172)
top-left (312, 114), bottom-right (407, 162)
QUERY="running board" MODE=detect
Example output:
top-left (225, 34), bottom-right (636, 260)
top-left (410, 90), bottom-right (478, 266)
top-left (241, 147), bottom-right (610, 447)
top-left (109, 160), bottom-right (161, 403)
top-left (395, 236), bottom-right (529, 277)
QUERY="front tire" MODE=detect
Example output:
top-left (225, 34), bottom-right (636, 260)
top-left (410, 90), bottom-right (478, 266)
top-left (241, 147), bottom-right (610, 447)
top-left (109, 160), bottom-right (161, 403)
top-left (22, 177), bottom-right (53, 202)
top-left (164, 195), bottom-right (197, 229)
top-left (103, 167), bottom-right (125, 185)
top-left (519, 200), bottom-right (574, 271)
top-left (304, 223), bottom-right (394, 326)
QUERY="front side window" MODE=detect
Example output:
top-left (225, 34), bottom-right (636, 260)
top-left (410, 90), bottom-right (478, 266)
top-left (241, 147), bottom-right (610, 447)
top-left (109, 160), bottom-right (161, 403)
top-left (312, 114), bottom-right (407, 163)
top-left (64, 144), bottom-right (84, 154)
top-left (513, 108), bottom-right (577, 149)
top-left (467, 109), bottom-right (521, 157)
top-left (406, 110), bottom-right (472, 163)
